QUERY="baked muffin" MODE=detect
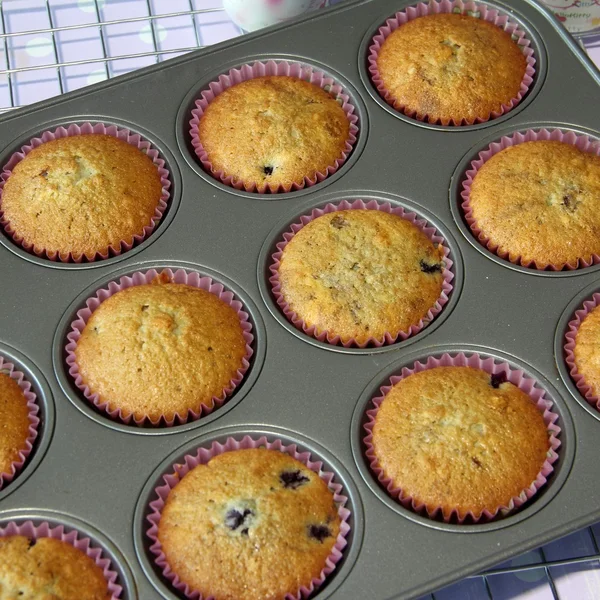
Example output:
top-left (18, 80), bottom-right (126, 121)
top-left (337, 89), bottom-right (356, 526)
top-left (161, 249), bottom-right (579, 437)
top-left (1, 134), bottom-right (163, 259)
top-left (74, 279), bottom-right (247, 422)
top-left (0, 535), bottom-right (109, 599)
top-left (572, 303), bottom-right (600, 398)
top-left (376, 13), bottom-right (527, 124)
top-left (277, 209), bottom-right (445, 344)
top-left (0, 373), bottom-right (31, 476)
top-left (198, 76), bottom-right (350, 191)
top-left (468, 140), bottom-right (600, 268)
top-left (158, 448), bottom-right (341, 600)
top-left (371, 366), bottom-right (550, 519)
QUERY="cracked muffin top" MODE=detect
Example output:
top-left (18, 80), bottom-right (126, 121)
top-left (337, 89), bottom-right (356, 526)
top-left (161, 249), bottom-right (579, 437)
top-left (74, 278), bottom-right (247, 423)
top-left (198, 76), bottom-right (350, 191)
top-left (0, 134), bottom-right (163, 259)
top-left (0, 535), bottom-right (109, 599)
top-left (376, 13), bottom-right (527, 124)
top-left (468, 140), bottom-right (600, 268)
top-left (158, 448), bottom-right (341, 600)
top-left (371, 366), bottom-right (550, 520)
top-left (277, 209), bottom-right (445, 344)
top-left (0, 373), bottom-right (31, 477)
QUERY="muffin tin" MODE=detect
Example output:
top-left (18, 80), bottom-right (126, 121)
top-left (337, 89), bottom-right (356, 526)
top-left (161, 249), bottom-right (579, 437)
top-left (0, 0), bottom-right (599, 598)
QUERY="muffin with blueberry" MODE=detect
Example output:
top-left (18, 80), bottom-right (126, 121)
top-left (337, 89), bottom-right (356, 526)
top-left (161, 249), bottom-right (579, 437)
top-left (371, 366), bottom-right (551, 520)
top-left (467, 140), bottom-right (600, 268)
top-left (0, 535), bottom-right (110, 598)
top-left (157, 448), bottom-right (341, 600)
top-left (276, 209), bottom-right (446, 344)
top-left (197, 76), bottom-right (351, 192)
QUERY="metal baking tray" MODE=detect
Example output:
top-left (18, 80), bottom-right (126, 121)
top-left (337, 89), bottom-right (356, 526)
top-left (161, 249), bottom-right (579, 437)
top-left (0, 0), bottom-right (599, 598)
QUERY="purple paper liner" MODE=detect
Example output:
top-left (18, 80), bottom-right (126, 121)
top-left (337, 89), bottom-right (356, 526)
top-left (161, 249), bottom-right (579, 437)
top-left (0, 355), bottom-right (40, 491)
top-left (269, 199), bottom-right (454, 347)
top-left (66, 268), bottom-right (254, 427)
top-left (461, 128), bottom-right (600, 270)
top-left (0, 520), bottom-right (122, 598)
top-left (564, 293), bottom-right (600, 412)
top-left (189, 59), bottom-right (359, 193)
top-left (146, 435), bottom-right (351, 599)
top-left (0, 122), bottom-right (171, 262)
top-left (368, 0), bottom-right (536, 126)
top-left (363, 352), bottom-right (561, 522)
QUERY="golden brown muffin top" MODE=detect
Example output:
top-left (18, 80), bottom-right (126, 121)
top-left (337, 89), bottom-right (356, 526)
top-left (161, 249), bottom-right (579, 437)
top-left (158, 448), bottom-right (341, 600)
top-left (278, 210), bottom-right (445, 344)
top-left (74, 279), bottom-right (247, 422)
top-left (573, 304), bottom-right (600, 398)
top-left (372, 366), bottom-right (550, 519)
top-left (468, 140), bottom-right (600, 268)
top-left (376, 14), bottom-right (527, 124)
top-left (0, 373), bottom-right (31, 476)
top-left (1, 134), bottom-right (163, 259)
top-left (0, 535), bottom-right (110, 599)
top-left (198, 76), bottom-right (350, 191)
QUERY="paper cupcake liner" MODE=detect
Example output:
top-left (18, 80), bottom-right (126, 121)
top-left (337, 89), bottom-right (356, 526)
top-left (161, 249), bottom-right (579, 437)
top-left (0, 355), bottom-right (40, 491)
top-left (269, 199), bottom-right (454, 348)
top-left (564, 292), bottom-right (600, 411)
top-left (368, 0), bottom-right (536, 126)
top-left (146, 435), bottom-right (351, 600)
top-left (0, 520), bottom-right (122, 598)
top-left (363, 352), bottom-right (561, 523)
top-left (65, 268), bottom-right (254, 427)
top-left (461, 128), bottom-right (600, 270)
top-left (0, 122), bottom-right (172, 263)
top-left (189, 59), bottom-right (359, 193)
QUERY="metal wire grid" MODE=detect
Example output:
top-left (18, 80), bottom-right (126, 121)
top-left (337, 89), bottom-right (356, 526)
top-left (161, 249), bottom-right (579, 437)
top-left (0, 1), bottom-right (240, 112)
top-left (0, 1), bottom-right (598, 598)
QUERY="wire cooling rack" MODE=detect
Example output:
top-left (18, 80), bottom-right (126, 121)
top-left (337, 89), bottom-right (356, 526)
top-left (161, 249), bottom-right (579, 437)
top-left (0, 1), bottom-right (599, 599)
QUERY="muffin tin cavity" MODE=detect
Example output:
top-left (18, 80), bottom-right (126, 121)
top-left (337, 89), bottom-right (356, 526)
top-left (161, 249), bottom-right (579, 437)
top-left (257, 193), bottom-right (463, 354)
top-left (0, 510), bottom-right (135, 600)
top-left (351, 345), bottom-right (575, 532)
top-left (0, 119), bottom-right (181, 270)
top-left (359, 0), bottom-right (547, 131)
top-left (0, 343), bottom-right (54, 503)
top-left (52, 261), bottom-right (266, 436)
top-left (450, 123), bottom-right (600, 276)
top-left (556, 281), bottom-right (600, 423)
top-left (133, 426), bottom-right (363, 600)
top-left (175, 55), bottom-right (368, 200)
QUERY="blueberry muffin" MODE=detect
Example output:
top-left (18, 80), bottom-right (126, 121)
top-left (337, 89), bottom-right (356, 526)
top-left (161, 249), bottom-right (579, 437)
top-left (572, 303), bottom-right (600, 398)
top-left (0, 535), bottom-right (110, 599)
top-left (468, 140), bottom-right (600, 267)
top-left (277, 209), bottom-right (445, 344)
top-left (198, 76), bottom-right (351, 191)
top-left (158, 448), bottom-right (341, 600)
top-left (1, 134), bottom-right (163, 259)
top-left (0, 373), bottom-right (31, 476)
top-left (74, 278), bottom-right (247, 422)
top-left (371, 366), bottom-right (550, 520)
top-left (376, 13), bottom-right (527, 124)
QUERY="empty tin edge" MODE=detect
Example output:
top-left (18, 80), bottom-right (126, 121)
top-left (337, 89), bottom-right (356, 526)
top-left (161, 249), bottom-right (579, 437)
top-left (174, 53), bottom-right (369, 201)
top-left (357, 0), bottom-right (548, 132)
top-left (0, 341), bottom-right (55, 503)
top-left (51, 259), bottom-right (267, 436)
top-left (0, 507), bottom-right (137, 599)
top-left (555, 278), bottom-right (600, 423)
top-left (0, 116), bottom-right (182, 270)
top-left (350, 343), bottom-right (575, 533)
top-left (449, 120), bottom-right (600, 277)
top-left (257, 189), bottom-right (465, 355)
top-left (132, 424), bottom-right (364, 600)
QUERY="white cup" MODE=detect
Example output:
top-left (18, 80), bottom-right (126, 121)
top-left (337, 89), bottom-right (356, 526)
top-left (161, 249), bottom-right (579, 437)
top-left (223, 0), bottom-right (328, 33)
